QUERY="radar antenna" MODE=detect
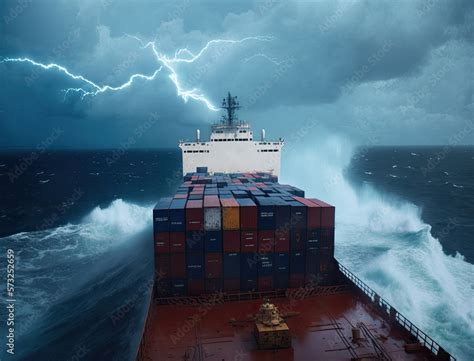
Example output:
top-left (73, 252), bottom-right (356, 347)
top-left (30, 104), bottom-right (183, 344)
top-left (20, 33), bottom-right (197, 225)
top-left (221, 92), bottom-right (240, 126)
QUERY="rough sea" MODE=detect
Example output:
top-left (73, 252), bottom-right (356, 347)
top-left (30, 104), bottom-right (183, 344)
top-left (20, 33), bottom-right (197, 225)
top-left (0, 145), bottom-right (472, 361)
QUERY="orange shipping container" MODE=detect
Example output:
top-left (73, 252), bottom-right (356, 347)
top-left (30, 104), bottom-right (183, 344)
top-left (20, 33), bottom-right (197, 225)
top-left (220, 198), bottom-right (240, 230)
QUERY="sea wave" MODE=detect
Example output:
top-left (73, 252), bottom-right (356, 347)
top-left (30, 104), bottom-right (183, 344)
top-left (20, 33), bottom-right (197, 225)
top-left (282, 136), bottom-right (474, 360)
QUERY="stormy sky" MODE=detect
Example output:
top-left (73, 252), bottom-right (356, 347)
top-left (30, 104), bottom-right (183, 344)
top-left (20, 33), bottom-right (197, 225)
top-left (0, 0), bottom-right (472, 148)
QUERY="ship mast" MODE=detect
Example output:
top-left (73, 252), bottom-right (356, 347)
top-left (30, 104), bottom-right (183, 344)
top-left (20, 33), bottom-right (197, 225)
top-left (221, 92), bottom-right (240, 126)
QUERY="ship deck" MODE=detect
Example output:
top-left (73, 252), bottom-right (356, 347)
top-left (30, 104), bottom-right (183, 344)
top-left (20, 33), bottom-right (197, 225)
top-left (139, 288), bottom-right (438, 361)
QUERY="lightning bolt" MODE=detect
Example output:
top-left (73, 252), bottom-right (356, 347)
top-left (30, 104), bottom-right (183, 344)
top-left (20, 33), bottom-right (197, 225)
top-left (1, 35), bottom-right (273, 111)
top-left (243, 53), bottom-right (284, 66)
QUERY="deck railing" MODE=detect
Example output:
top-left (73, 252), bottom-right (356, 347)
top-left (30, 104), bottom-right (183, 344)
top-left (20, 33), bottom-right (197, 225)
top-left (338, 262), bottom-right (456, 361)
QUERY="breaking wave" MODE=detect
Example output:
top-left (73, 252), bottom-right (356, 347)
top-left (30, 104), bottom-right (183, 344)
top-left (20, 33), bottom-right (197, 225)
top-left (282, 136), bottom-right (474, 361)
top-left (0, 199), bottom-right (153, 361)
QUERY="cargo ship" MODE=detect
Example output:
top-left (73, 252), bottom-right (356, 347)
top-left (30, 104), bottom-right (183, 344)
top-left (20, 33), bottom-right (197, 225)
top-left (135, 93), bottom-right (455, 361)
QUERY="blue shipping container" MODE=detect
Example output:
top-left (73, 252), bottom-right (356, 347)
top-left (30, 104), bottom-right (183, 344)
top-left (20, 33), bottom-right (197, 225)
top-left (168, 199), bottom-right (187, 232)
top-left (186, 253), bottom-right (204, 279)
top-left (241, 253), bottom-right (258, 277)
top-left (274, 273), bottom-right (289, 289)
top-left (290, 251), bottom-right (306, 274)
top-left (241, 277), bottom-right (257, 292)
top-left (258, 254), bottom-right (274, 276)
top-left (223, 253), bottom-right (240, 279)
top-left (274, 253), bottom-right (289, 274)
top-left (205, 231), bottom-right (223, 252)
top-left (153, 197), bottom-right (172, 232)
top-left (255, 197), bottom-right (276, 230)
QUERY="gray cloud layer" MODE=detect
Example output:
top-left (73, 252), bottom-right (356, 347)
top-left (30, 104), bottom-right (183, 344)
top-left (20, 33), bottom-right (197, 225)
top-left (0, 0), bottom-right (472, 148)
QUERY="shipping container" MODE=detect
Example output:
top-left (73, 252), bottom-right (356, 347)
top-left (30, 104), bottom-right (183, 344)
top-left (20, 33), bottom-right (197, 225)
top-left (274, 229), bottom-right (290, 252)
top-left (154, 232), bottom-right (170, 254)
top-left (186, 200), bottom-right (204, 231)
top-left (274, 273), bottom-right (289, 289)
top-left (241, 231), bottom-right (257, 253)
top-left (221, 198), bottom-right (240, 230)
top-left (223, 230), bottom-right (240, 252)
top-left (188, 194), bottom-right (203, 200)
top-left (290, 229), bottom-right (307, 251)
top-left (258, 230), bottom-right (275, 253)
top-left (241, 253), bottom-right (258, 277)
top-left (320, 228), bottom-right (335, 248)
top-left (274, 199), bottom-right (291, 231)
top-left (223, 279), bottom-right (240, 292)
top-left (153, 197), bottom-right (172, 233)
top-left (236, 198), bottom-right (258, 230)
top-left (205, 278), bottom-right (223, 293)
top-left (258, 254), bottom-right (274, 276)
top-left (293, 196), bottom-right (321, 229)
top-left (205, 231), bottom-right (222, 252)
top-left (204, 195), bottom-right (222, 231)
top-left (205, 253), bottom-right (223, 279)
top-left (171, 279), bottom-right (187, 296)
top-left (289, 273), bottom-right (305, 288)
top-left (174, 194), bottom-right (188, 199)
top-left (155, 254), bottom-right (170, 279)
top-left (186, 231), bottom-right (205, 252)
top-left (155, 279), bottom-right (171, 297)
top-left (305, 247), bottom-right (320, 276)
top-left (187, 279), bottom-right (205, 296)
top-left (223, 253), bottom-right (240, 279)
top-left (258, 276), bottom-right (274, 291)
top-left (255, 197), bottom-right (276, 230)
top-left (274, 253), bottom-right (289, 274)
top-left (290, 251), bottom-right (306, 274)
top-left (307, 229), bottom-right (320, 249)
top-left (169, 232), bottom-right (185, 253)
top-left (170, 253), bottom-right (186, 278)
top-left (241, 277), bottom-right (257, 292)
top-left (289, 200), bottom-right (308, 229)
top-left (309, 199), bottom-right (335, 228)
top-left (168, 199), bottom-right (186, 232)
top-left (186, 253), bottom-right (204, 279)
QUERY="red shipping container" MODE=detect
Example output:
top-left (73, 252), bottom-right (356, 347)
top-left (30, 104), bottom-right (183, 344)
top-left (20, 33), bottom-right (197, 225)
top-left (289, 273), bottom-right (305, 288)
top-left (205, 278), bottom-right (223, 293)
top-left (258, 230), bottom-right (275, 253)
top-left (239, 202), bottom-right (258, 230)
top-left (224, 230), bottom-right (240, 252)
top-left (274, 230), bottom-right (290, 252)
top-left (169, 232), bottom-right (185, 253)
top-left (186, 200), bottom-right (204, 231)
top-left (241, 231), bottom-right (257, 252)
top-left (293, 196), bottom-right (322, 229)
top-left (223, 279), bottom-right (240, 292)
top-left (258, 276), bottom-right (274, 292)
top-left (187, 279), bottom-right (204, 296)
top-left (155, 254), bottom-right (170, 279)
top-left (169, 253), bottom-right (186, 278)
top-left (205, 253), bottom-right (223, 278)
top-left (309, 198), bottom-right (335, 228)
top-left (174, 194), bottom-right (188, 199)
top-left (154, 232), bottom-right (170, 254)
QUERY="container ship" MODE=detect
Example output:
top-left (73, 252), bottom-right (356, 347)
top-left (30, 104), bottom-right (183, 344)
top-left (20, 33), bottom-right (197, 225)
top-left (135, 93), bottom-right (455, 361)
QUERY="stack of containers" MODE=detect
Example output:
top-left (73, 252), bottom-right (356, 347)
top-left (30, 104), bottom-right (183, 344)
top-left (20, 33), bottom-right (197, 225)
top-left (153, 171), bottom-right (336, 298)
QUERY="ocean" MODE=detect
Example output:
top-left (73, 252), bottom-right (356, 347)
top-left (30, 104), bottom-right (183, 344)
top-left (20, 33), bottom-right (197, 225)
top-left (0, 146), bottom-right (472, 361)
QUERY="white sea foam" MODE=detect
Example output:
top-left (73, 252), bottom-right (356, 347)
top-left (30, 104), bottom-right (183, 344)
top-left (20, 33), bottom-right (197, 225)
top-left (282, 136), bottom-right (474, 360)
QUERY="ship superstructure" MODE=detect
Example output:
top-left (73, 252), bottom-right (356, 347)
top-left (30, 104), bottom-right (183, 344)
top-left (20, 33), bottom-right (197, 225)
top-left (179, 92), bottom-right (284, 176)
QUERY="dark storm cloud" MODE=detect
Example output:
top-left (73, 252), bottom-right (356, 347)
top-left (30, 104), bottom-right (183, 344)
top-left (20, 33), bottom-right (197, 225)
top-left (0, 0), bottom-right (472, 147)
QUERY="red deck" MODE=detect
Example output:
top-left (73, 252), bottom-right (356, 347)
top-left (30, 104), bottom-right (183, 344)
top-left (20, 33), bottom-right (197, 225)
top-left (138, 289), bottom-right (438, 361)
